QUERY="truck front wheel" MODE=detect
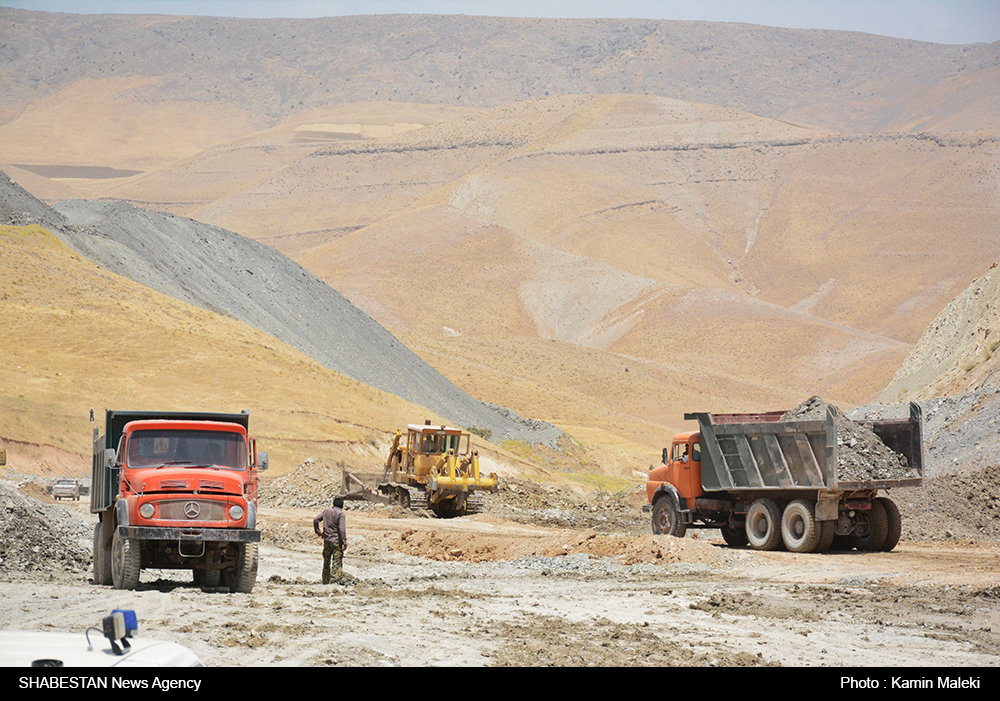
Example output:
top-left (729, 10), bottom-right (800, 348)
top-left (781, 499), bottom-right (821, 553)
top-left (745, 498), bottom-right (783, 551)
top-left (111, 529), bottom-right (141, 590)
top-left (651, 496), bottom-right (686, 538)
top-left (224, 543), bottom-right (258, 593)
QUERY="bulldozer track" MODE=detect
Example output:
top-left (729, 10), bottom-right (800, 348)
top-left (465, 493), bottom-right (485, 515)
top-left (401, 485), bottom-right (429, 511)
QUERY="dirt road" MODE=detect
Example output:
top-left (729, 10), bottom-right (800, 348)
top-left (0, 493), bottom-right (997, 668)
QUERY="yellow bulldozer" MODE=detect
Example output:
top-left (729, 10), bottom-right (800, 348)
top-left (344, 421), bottom-right (499, 517)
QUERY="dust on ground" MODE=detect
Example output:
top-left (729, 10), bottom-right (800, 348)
top-left (1, 463), bottom-right (998, 668)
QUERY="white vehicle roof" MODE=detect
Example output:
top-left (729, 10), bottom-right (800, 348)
top-left (0, 631), bottom-right (202, 667)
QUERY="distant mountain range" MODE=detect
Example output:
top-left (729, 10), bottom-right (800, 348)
top-left (3, 10), bottom-right (997, 132)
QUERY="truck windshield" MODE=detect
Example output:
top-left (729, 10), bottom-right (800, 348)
top-left (126, 430), bottom-right (247, 470)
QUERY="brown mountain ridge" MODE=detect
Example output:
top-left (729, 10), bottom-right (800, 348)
top-left (2, 10), bottom-right (998, 467)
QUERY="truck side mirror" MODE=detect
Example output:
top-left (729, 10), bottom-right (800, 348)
top-left (662, 448), bottom-right (669, 465)
top-left (105, 449), bottom-right (118, 468)
top-left (256, 452), bottom-right (268, 471)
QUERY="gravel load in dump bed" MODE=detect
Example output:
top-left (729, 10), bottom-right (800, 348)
top-left (780, 396), bottom-right (918, 483)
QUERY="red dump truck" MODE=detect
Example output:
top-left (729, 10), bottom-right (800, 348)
top-left (91, 410), bottom-right (268, 591)
top-left (645, 403), bottom-right (923, 553)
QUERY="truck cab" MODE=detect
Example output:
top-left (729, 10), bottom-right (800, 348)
top-left (116, 419), bottom-right (257, 531)
top-left (647, 431), bottom-right (704, 510)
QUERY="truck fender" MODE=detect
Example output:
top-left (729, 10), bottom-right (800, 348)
top-left (651, 483), bottom-right (686, 513)
top-left (245, 502), bottom-right (257, 530)
top-left (115, 499), bottom-right (130, 528)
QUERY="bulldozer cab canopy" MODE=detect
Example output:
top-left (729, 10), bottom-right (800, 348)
top-left (407, 425), bottom-right (470, 456)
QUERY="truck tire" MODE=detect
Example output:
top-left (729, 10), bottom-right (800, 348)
top-left (745, 498), bottom-right (783, 551)
top-left (851, 499), bottom-right (888, 551)
top-left (92, 523), bottom-right (111, 585)
top-left (195, 569), bottom-right (221, 587)
top-left (225, 543), bottom-right (258, 594)
top-left (651, 496), bottom-right (686, 538)
top-left (720, 523), bottom-right (748, 547)
top-left (781, 500), bottom-right (822, 553)
top-left (816, 520), bottom-right (836, 552)
top-left (876, 497), bottom-right (902, 552)
top-left (111, 529), bottom-right (141, 590)
top-left (830, 534), bottom-right (853, 551)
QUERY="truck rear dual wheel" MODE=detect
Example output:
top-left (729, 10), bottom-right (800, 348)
top-left (851, 499), bottom-right (889, 551)
top-left (817, 520), bottom-right (836, 552)
top-left (745, 498), bottom-right (782, 550)
top-left (781, 499), bottom-right (822, 553)
top-left (194, 569), bottom-right (221, 587)
top-left (92, 523), bottom-right (112, 585)
top-left (877, 497), bottom-right (902, 552)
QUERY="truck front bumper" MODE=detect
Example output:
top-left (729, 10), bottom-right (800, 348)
top-left (117, 526), bottom-right (260, 543)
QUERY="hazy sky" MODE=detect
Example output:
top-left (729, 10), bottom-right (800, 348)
top-left (2, 0), bottom-right (999, 45)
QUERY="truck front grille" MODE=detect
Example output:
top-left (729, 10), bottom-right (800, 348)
top-left (155, 500), bottom-right (226, 522)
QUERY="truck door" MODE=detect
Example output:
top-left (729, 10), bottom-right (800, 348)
top-left (671, 441), bottom-right (704, 505)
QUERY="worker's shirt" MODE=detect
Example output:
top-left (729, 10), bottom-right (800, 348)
top-left (314, 507), bottom-right (347, 546)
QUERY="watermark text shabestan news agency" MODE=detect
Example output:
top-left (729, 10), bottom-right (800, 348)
top-left (19, 677), bottom-right (201, 691)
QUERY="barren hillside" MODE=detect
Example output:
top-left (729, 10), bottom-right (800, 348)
top-left (3, 10), bottom-right (997, 134)
top-left (1, 171), bottom-right (561, 447)
top-left (859, 265), bottom-right (1000, 478)
top-left (0, 218), bottom-right (420, 474)
top-left (880, 264), bottom-right (1000, 402)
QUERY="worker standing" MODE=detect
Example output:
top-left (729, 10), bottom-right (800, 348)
top-left (313, 497), bottom-right (348, 584)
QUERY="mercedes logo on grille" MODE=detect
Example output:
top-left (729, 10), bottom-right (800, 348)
top-left (184, 501), bottom-right (201, 518)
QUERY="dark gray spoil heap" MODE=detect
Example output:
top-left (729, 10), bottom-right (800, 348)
top-left (780, 396), bottom-right (917, 482)
top-left (1, 172), bottom-right (560, 446)
top-left (0, 170), bottom-right (72, 232)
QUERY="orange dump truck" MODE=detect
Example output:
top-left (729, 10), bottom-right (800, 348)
top-left (645, 404), bottom-right (923, 552)
top-left (91, 410), bottom-right (268, 591)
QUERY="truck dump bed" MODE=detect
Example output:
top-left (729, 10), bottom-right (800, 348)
top-left (686, 402), bottom-right (923, 493)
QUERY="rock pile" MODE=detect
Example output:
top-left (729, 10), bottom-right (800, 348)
top-left (258, 459), bottom-right (347, 509)
top-left (0, 480), bottom-right (92, 575)
top-left (781, 396), bottom-right (918, 483)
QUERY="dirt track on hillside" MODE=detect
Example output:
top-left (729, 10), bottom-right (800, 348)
top-left (1, 489), bottom-right (997, 668)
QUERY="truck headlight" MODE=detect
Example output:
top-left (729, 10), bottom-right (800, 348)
top-left (139, 503), bottom-right (155, 519)
top-left (229, 504), bottom-right (244, 520)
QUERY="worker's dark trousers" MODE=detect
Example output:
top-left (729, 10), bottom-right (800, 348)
top-left (322, 541), bottom-right (344, 584)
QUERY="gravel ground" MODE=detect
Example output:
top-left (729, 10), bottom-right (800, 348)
top-left (1, 480), bottom-right (997, 668)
